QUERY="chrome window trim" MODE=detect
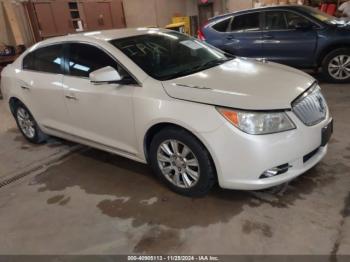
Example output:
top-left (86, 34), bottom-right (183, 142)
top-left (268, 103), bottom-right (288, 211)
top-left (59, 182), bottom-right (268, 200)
top-left (224, 11), bottom-right (263, 34)
top-left (211, 8), bottom-right (323, 35)
top-left (21, 43), bottom-right (65, 75)
top-left (21, 40), bottom-right (142, 87)
top-left (263, 9), bottom-right (323, 30)
top-left (209, 16), bottom-right (233, 33)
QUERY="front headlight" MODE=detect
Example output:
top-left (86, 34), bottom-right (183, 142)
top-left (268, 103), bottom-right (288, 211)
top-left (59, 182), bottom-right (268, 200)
top-left (217, 107), bottom-right (296, 135)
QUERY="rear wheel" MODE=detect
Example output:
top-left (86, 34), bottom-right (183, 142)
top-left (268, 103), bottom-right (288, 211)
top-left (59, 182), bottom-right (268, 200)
top-left (149, 127), bottom-right (216, 197)
top-left (322, 48), bottom-right (350, 83)
top-left (14, 103), bottom-right (47, 144)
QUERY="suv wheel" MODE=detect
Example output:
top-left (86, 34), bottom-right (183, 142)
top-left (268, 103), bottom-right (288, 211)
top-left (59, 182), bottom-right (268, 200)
top-left (322, 48), bottom-right (350, 83)
top-left (15, 103), bottom-right (47, 144)
top-left (149, 127), bottom-right (216, 197)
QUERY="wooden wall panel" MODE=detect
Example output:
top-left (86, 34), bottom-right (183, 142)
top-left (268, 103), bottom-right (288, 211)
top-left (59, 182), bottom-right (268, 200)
top-left (33, 2), bottom-right (58, 38)
top-left (82, 2), bottom-right (114, 30)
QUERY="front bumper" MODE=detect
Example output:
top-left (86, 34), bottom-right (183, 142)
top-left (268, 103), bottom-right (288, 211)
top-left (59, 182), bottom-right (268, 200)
top-left (201, 111), bottom-right (332, 190)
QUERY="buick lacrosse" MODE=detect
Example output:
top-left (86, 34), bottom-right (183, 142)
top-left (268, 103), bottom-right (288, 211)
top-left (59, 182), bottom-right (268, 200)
top-left (1, 28), bottom-right (333, 196)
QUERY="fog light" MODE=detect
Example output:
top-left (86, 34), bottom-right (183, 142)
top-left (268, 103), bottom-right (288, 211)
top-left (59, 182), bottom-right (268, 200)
top-left (260, 164), bottom-right (291, 179)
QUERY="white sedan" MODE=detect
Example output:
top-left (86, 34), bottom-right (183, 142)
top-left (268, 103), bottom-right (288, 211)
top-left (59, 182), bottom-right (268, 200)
top-left (0, 28), bottom-right (333, 196)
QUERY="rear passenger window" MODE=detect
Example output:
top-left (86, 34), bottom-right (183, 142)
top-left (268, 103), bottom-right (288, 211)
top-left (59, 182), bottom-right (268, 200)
top-left (22, 52), bottom-right (35, 71)
top-left (212, 17), bottom-right (231, 32)
top-left (285, 12), bottom-right (313, 29)
top-left (231, 13), bottom-right (260, 32)
top-left (22, 45), bottom-right (63, 74)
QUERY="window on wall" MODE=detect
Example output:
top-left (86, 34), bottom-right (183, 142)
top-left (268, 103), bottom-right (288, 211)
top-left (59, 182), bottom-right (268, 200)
top-left (67, 43), bottom-right (121, 78)
top-left (22, 44), bottom-right (63, 74)
top-left (231, 13), bottom-right (260, 32)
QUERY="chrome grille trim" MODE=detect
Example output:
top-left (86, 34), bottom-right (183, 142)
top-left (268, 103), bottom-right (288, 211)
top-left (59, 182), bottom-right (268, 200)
top-left (292, 84), bottom-right (328, 126)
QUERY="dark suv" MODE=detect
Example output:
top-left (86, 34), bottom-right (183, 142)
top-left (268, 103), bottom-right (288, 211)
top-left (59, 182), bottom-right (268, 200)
top-left (199, 5), bottom-right (350, 83)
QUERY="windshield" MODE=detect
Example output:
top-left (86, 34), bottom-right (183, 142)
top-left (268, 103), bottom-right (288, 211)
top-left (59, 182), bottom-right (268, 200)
top-left (304, 6), bottom-right (344, 25)
top-left (110, 31), bottom-right (231, 81)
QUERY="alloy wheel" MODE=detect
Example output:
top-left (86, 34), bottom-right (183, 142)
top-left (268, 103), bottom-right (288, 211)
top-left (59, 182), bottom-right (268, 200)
top-left (328, 55), bottom-right (350, 80)
top-left (17, 107), bottom-right (36, 139)
top-left (157, 139), bottom-right (200, 189)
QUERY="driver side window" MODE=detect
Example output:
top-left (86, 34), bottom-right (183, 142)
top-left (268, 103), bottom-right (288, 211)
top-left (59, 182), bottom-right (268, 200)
top-left (67, 43), bottom-right (129, 79)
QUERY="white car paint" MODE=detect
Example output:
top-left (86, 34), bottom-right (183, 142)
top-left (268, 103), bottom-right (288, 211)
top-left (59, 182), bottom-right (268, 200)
top-left (0, 28), bottom-right (331, 191)
top-left (162, 58), bottom-right (315, 110)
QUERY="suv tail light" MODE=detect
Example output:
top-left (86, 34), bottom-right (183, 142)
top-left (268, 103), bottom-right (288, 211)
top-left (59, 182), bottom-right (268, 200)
top-left (197, 22), bottom-right (208, 41)
top-left (197, 28), bottom-right (206, 41)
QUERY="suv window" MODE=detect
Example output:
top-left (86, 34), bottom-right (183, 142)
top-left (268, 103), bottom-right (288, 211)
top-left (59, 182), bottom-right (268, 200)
top-left (265, 11), bottom-right (287, 30)
top-left (67, 43), bottom-right (124, 78)
top-left (285, 12), bottom-right (313, 29)
top-left (231, 13), bottom-right (260, 32)
top-left (23, 44), bottom-right (63, 74)
top-left (212, 17), bottom-right (231, 32)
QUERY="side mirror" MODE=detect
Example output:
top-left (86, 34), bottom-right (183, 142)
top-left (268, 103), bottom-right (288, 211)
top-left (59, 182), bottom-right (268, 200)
top-left (89, 66), bottom-right (121, 84)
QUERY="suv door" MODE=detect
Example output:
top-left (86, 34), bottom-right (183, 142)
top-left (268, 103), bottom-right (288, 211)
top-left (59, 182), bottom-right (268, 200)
top-left (20, 44), bottom-right (69, 131)
top-left (261, 10), bottom-right (318, 67)
top-left (223, 12), bottom-right (264, 57)
top-left (62, 43), bottom-right (138, 155)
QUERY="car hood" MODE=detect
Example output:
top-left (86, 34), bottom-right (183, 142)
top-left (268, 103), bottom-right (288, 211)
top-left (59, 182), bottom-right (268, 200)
top-left (161, 58), bottom-right (315, 110)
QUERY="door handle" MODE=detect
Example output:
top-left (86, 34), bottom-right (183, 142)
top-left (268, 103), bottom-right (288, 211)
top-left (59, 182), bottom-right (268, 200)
top-left (18, 80), bottom-right (30, 90)
top-left (21, 85), bottom-right (30, 90)
top-left (263, 34), bottom-right (274, 39)
top-left (65, 95), bottom-right (78, 100)
top-left (226, 35), bottom-right (235, 40)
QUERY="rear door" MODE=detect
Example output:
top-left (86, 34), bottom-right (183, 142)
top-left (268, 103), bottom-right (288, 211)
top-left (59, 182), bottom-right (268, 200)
top-left (223, 12), bottom-right (264, 57)
top-left (19, 44), bottom-right (69, 131)
top-left (261, 10), bottom-right (318, 67)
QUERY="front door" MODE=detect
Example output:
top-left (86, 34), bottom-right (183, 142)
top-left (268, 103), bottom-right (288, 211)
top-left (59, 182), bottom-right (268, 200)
top-left (261, 11), bottom-right (318, 67)
top-left (223, 12), bottom-right (264, 57)
top-left (62, 43), bottom-right (138, 155)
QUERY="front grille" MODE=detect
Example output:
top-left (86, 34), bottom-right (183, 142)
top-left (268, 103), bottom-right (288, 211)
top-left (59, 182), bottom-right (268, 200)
top-left (292, 84), bottom-right (328, 126)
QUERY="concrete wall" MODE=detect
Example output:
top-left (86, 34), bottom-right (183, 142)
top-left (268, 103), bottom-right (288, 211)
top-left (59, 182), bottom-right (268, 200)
top-left (122, 0), bottom-right (255, 28)
top-left (155, 0), bottom-right (187, 27)
top-left (226, 0), bottom-right (253, 12)
top-left (123, 0), bottom-right (188, 28)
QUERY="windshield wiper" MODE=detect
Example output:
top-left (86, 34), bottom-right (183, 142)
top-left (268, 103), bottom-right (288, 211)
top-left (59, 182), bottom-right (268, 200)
top-left (160, 58), bottom-right (233, 81)
top-left (193, 58), bottom-right (232, 71)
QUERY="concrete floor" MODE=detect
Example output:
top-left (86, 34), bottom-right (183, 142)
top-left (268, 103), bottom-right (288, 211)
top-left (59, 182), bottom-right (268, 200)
top-left (0, 82), bottom-right (349, 255)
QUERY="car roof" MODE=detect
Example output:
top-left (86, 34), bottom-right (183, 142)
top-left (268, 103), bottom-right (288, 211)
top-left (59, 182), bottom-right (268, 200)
top-left (209, 5), bottom-right (311, 21)
top-left (31, 27), bottom-right (170, 48)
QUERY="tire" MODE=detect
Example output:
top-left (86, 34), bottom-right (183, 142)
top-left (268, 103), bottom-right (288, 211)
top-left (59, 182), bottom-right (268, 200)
top-left (14, 103), bottom-right (48, 144)
top-left (322, 48), bottom-right (350, 83)
top-left (149, 127), bottom-right (216, 197)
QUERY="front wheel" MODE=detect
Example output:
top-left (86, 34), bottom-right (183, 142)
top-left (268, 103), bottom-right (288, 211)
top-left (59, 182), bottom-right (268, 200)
top-left (149, 127), bottom-right (216, 197)
top-left (322, 48), bottom-right (350, 83)
top-left (15, 103), bottom-right (47, 144)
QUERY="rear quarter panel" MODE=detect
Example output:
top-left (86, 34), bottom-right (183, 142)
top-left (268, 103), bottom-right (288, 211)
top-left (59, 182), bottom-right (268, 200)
top-left (315, 27), bottom-right (350, 64)
top-left (1, 64), bottom-right (17, 113)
